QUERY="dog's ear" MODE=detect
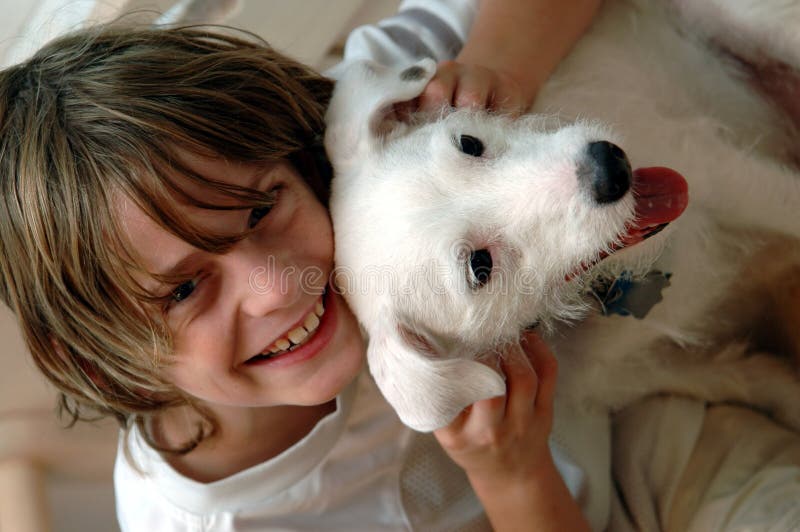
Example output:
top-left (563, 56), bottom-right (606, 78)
top-left (324, 58), bottom-right (437, 168)
top-left (366, 317), bottom-right (506, 432)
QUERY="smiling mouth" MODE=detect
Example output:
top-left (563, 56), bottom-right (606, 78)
top-left (570, 167), bottom-right (689, 278)
top-left (246, 294), bottom-right (326, 364)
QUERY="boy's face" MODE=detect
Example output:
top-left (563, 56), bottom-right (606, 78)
top-left (119, 155), bottom-right (364, 410)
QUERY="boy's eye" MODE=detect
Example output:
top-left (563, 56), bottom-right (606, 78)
top-left (247, 186), bottom-right (282, 229)
top-left (247, 205), bottom-right (273, 228)
top-left (172, 279), bottom-right (198, 304)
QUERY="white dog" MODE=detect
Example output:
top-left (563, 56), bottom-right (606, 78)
top-left (325, 0), bottom-right (800, 436)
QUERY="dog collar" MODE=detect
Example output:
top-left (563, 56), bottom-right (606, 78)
top-left (589, 270), bottom-right (672, 319)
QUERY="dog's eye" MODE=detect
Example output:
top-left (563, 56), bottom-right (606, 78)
top-left (469, 249), bottom-right (492, 287)
top-left (459, 135), bottom-right (484, 157)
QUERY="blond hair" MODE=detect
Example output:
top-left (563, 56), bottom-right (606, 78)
top-left (0, 25), bottom-right (333, 452)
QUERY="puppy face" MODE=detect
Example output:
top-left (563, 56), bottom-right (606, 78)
top-left (326, 60), bottom-right (686, 430)
top-left (337, 110), bottom-right (633, 335)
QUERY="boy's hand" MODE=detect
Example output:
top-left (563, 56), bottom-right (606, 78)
top-left (433, 331), bottom-right (558, 487)
top-left (418, 60), bottom-right (530, 115)
top-left (434, 333), bottom-right (590, 531)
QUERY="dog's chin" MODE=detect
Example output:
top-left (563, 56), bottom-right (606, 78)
top-left (568, 167), bottom-right (689, 280)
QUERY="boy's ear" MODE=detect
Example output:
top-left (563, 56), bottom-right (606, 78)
top-left (366, 317), bottom-right (506, 432)
top-left (324, 58), bottom-right (437, 168)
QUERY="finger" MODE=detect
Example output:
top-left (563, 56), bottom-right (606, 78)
top-left (521, 333), bottom-right (558, 415)
top-left (435, 382), bottom-right (506, 444)
top-left (489, 84), bottom-right (528, 115)
top-left (453, 69), bottom-right (493, 109)
top-left (419, 62), bottom-right (458, 111)
top-left (443, 402), bottom-right (471, 433)
top-left (486, 69), bottom-right (530, 115)
top-left (500, 343), bottom-right (539, 422)
top-left (460, 393), bottom-right (507, 435)
top-left (434, 404), bottom-right (471, 448)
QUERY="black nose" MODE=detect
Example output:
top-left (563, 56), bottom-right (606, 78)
top-left (584, 141), bottom-right (631, 204)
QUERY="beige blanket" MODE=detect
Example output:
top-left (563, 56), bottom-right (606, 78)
top-left (610, 396), bottom-right (800, 531)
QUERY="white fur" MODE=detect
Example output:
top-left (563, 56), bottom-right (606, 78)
top-left (325, 0), bottom-right (800, 432)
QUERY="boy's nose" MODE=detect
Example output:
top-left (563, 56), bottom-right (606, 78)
top-left (224, 243), bottom-right (301, 318)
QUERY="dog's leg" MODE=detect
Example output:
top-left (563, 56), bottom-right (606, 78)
top-left (576, 344), bottom-right (800, 432)
top-left (674, 351), bottom-right (800, 432)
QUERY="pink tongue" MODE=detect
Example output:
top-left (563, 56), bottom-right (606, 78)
top-left (632, 167), bottom-right (689, 225)
top-left (617, 167), bottom-right (688, 247)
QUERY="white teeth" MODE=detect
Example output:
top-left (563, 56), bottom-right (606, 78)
top-left (257, 295), bottom-right (326, 358)
top-left (287, 327), bottom-right (309, 344)
top-left (304, 313), bottom-right (320, 332)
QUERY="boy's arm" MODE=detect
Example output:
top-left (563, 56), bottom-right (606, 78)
top-left (420, 0), bottom-right (603, 111)
top-left (434, 334), bottom-right (591, 532)
top-left (469, 456), bottom-right (591, 532)
top-left (460, 0), bottom-right (603, 103)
